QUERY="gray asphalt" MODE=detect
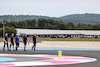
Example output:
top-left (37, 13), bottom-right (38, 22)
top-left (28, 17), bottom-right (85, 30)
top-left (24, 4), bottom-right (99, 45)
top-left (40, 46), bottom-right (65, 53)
top-left (1, 56), bottom-right (51, 62)
top-left (0, 49), bottom-right (100, 67)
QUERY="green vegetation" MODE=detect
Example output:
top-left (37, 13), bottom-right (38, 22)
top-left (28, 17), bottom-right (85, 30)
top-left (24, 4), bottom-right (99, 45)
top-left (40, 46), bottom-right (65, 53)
top-left (60, 13), bottom-right (100, 24)
top-left (0, 26), bottom-right (17, 37)
top-left (0, 18), bottom-right (100, 30)
top-left (0, 13), bottom-right (100, 24)
top-left (0, 38), bottom-right (100, 41)
top-left (0, 13), bottom-right (100, 36)
top-left (37, 38), bottom-right (100, 41)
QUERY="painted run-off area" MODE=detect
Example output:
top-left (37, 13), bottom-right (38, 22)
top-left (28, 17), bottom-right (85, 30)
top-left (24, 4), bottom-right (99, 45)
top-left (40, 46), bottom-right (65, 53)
top-left (0, 54), bottom-right (97, 66)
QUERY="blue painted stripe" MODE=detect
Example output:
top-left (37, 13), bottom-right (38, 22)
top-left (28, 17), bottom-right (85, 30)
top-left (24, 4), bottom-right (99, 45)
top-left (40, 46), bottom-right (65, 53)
top-left (0, 46), bottom-right (100, 50)
top-left (36, 47), bottom-right (100, 50)
top-left (0, 57), bottom-right (16, 62)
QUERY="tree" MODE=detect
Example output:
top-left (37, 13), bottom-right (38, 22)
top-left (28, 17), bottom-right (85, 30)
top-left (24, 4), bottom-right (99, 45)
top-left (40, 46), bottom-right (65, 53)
top-left (25, 19), bottom-right (36, 28)
top-left (0, 22), bottom-right (2, 28)
top-left (56, 21), bottom-right (67, 30)
top-left (18, 21), bottom-right (28, 28)
top-left (92, 24), bottom-right (100, 30)
top-left (66, 24), bottom-right (71, 30)
top-left (37, 18), bottom-right (48, 28)
top-left (9, 21), bottom-right (18, 28)
top-left (0, 26), bottom-right (17, 37)
top-left (68, 22), bottom-right (76, 29)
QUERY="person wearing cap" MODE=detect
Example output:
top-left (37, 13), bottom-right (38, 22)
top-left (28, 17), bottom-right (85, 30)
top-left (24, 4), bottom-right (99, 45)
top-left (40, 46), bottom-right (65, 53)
top-left (3, 33), bottom-right (9, 51)
top-left (32, 34), bottom-right (37, 50)
top-left (23, 34), bottom-right (27, 51)
top-left (10, 33), bottom-right (15, 51)
top-left (15, 34), bottom-right (19, 51)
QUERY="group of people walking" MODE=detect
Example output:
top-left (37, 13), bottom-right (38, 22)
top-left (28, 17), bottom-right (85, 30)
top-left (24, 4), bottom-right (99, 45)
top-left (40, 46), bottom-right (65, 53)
top-left (3, 33), bottom-right (37, 51)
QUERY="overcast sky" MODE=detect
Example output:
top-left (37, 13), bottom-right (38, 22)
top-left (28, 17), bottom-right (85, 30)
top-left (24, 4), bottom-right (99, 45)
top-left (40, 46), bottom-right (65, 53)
top-left (0, 0), bottom-right (100, 17)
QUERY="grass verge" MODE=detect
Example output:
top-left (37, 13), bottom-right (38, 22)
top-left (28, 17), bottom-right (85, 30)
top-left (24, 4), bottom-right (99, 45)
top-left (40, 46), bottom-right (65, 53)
top-left (0, 38), bottom-right (100, 41)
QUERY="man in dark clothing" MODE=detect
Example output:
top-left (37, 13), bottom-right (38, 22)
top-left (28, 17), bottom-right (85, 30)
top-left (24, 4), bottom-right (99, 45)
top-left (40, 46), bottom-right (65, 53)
top-left (23, 34), bottom-right (27, 51)
top-left (3, 33), bottom-right (9, 51)
top-left (10, 33), bottom-right (15, 51)
top-left (32, 34), bottom-right (37, 50)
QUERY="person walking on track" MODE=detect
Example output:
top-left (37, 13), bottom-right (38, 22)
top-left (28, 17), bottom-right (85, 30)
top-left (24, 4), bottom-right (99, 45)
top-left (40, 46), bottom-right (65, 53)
top-left (32, 34), bottom-right (37, 50)
top-left (10, 33), bottom-right (15, 51)
top-left (15, 34), bottom-right (19, 51)
top-left (3, 33), bottom-right (9, 51)
top-left (23, 34), bottom-right (27, 51)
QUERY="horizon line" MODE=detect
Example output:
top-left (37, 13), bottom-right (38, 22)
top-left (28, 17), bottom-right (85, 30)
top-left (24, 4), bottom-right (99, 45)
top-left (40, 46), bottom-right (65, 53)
top-left (0, 13), bottom-right (100, 18)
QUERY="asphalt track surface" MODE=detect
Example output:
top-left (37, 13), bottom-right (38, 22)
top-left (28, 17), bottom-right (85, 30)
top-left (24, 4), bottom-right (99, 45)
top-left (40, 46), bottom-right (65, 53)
top-left (0, 49), bottom-right (100, 67)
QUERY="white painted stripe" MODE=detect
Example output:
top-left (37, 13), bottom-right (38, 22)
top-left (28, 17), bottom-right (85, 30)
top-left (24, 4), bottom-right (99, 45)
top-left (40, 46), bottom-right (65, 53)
top-left (13, 62), bottom-right (52, 66)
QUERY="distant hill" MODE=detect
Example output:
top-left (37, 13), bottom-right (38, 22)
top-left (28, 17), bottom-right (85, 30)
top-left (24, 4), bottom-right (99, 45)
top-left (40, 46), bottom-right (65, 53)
top-left (0, 13), bottom-right (100, 24)
top-left (0, 15), bottom-right (51, 21)
top-left (59, 13), bottom-right (100, 24)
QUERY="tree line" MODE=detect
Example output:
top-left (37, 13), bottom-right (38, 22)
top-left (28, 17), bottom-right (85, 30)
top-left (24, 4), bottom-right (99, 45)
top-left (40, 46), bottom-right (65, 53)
top-left (0, 18), bottom-right (100, 37)
top-left (0, 18), bottom-right (100, 30)
top-left (0, 14), bottom-right (100, 24)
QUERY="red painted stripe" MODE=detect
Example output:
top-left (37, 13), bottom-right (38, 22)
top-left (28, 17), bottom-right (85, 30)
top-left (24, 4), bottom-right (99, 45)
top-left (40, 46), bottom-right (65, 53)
top-left (62, 58), bottom-right (94, 60)
top-left (44, 55), bottom-right (74, 57)
top-left (0, 63), bottom-right (15, 66)
top-left (38, 60), bottom-right (79, 64)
